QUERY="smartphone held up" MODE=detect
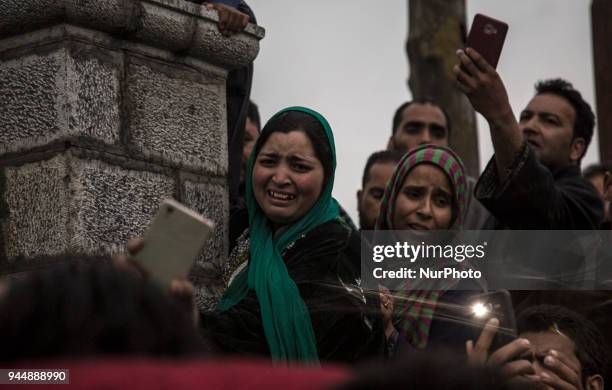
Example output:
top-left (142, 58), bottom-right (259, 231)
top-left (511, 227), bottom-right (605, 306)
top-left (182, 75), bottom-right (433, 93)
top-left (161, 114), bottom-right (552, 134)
top-left (467, 290), bottom-right (517, 352)
top-left (134, 198), bottom-right (215, 285)
top-left (466, 13), bottom-right (509, 69)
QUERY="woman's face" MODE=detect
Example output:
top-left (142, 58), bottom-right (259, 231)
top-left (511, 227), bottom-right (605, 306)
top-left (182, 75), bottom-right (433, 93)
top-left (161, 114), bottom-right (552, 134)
top-left (392, 164), bottom-right (453, 230)
top-left (252, 130), bottom-right (325, 227)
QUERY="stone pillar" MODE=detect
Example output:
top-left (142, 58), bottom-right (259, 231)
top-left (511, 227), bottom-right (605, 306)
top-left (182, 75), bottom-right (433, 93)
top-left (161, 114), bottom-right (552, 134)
top-left (0, 0), bottom-right (264, 308)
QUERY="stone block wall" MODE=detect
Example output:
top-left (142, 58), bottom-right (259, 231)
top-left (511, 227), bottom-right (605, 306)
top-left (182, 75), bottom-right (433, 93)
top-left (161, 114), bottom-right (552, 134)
top-left (0, 0), bottom-right (264, 306)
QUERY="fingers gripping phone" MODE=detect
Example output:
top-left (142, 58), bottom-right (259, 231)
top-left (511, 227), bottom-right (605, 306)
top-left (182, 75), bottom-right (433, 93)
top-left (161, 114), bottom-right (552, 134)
top-left (467, 290), bottom-right (517, 352)
top-left (134, 198), bottom-right (215, 285)
top-left (466, 13), bottom-right (509, 69)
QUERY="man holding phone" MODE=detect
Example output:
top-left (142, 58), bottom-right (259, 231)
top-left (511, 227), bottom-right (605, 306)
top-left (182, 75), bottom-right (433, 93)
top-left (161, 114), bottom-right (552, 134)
top-left (453, 47), bottom-right (603, 230)
top-left (468, 305), bottom-right (606, 390)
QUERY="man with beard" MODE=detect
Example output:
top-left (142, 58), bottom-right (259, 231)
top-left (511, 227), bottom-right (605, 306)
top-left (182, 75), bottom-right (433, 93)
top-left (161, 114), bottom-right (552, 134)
top-left (454, 48), bottom-right (603, 229)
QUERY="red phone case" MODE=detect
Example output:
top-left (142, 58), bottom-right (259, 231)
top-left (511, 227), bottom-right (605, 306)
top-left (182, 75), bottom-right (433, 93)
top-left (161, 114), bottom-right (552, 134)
top-left (466, 13), bottom-right (508, 69)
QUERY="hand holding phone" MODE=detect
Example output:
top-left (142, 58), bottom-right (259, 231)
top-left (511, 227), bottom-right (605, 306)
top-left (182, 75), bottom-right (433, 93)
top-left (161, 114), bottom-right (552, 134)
top-left (467, 290), bottom-right (517, 353)
top-left (134, 199), bottom-right (215, 285)
top-left (466, 13), bottom-right (508, 69)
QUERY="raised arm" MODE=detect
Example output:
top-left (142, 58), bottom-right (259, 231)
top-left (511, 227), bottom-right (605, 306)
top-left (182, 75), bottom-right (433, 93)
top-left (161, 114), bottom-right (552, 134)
top-left (453, 48), bottom-right (522, 181)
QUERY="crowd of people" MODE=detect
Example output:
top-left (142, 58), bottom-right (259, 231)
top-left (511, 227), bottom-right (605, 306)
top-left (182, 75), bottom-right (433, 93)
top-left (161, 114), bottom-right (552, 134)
top-left (1, 1), bottom-right (611, 389)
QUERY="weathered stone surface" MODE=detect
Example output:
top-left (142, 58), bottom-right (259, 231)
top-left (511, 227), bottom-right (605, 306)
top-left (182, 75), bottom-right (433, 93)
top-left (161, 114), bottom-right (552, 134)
top-left (0, 49), bottom-right (63, 153)
top-left (0, 0), bottom-right (264, 71)
top-left (182, 177), bottom-right (228, 310)
top-left (135, 1), bottom-right (195, 53)
top-left (181, 178), bottom-right (228, 270)
top-left (2, 154), bottom-right (70, 260)
top-left (0, 0), bottom-right (140, 38)
top-left (126, 59), bottom-right (226, 174)
top-left (0, 0), bottom-right (64, 37)
top-left (65, 45), bottom-right (122, 147)
top-left (63, 0), bottom-right (142, 35)
top-left (1, 151), bottom-right (176, 267)
top-left (69, 156), bottom-right (176, 255)
top-left (0, 44), bottom-right (121, 154)
top-left (0, 0), bottom-right (263, 283)
top-left (189, 17), bottom-right (261, 70)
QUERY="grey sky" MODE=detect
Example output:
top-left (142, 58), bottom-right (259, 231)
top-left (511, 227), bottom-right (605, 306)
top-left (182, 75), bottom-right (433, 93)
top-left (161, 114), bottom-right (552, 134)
top-left (248, 0), bottom-right (599, 224)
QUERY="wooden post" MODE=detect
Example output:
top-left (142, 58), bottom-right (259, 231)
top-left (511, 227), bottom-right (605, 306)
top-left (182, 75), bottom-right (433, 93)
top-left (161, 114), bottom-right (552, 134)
top-left (592, 0), bottom-right (612, 162)
top-left (407, 0), bottom-right (479, 176)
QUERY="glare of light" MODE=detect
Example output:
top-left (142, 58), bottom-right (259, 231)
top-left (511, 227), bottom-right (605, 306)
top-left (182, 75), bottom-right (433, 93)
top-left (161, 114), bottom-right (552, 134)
top-left (472, 302), bottom-right (488, 318)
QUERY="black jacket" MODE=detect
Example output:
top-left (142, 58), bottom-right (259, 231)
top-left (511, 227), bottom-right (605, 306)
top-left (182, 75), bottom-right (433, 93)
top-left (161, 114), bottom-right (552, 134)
top-left (202, 219), bottom-right (385, 363)
top-left (475, 143), bottom-right (604, 229)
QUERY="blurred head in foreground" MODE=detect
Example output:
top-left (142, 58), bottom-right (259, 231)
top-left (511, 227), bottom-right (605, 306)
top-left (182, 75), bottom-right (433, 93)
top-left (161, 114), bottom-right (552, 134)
top-left (0, 260), bottom-right (208, 361)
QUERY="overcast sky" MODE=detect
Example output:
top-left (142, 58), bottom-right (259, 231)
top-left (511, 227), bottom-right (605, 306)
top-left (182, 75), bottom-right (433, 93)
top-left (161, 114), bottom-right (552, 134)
top-left (248, 0), bottom-right (599, 224)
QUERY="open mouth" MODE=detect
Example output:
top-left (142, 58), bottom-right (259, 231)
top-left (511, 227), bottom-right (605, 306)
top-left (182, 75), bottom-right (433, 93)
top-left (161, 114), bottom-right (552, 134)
top-left (408, 223), bottom-right (430, 231)
top-left (268, 190), bottom-right (296, 201)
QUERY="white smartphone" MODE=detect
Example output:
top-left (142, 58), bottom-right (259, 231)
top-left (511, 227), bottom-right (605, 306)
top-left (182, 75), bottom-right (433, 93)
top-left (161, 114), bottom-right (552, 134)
top-left (134, 198), bottom-right (215, 285)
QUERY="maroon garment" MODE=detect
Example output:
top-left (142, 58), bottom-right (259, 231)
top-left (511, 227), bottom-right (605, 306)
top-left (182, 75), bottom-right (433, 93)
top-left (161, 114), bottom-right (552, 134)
top-left (11, 358), bottom-right (351, 389)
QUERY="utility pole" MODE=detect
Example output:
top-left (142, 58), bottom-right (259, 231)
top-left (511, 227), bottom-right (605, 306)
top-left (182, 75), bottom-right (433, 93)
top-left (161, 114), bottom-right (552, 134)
top-left (407, 0), bottom-right (479, 176)
top-left (592, 0), bottom-right (612, 162)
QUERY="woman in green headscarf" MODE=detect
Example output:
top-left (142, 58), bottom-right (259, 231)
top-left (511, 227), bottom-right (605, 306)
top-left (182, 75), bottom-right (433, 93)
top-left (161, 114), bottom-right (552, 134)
top-left (203, 107), bottom-right (384, 363)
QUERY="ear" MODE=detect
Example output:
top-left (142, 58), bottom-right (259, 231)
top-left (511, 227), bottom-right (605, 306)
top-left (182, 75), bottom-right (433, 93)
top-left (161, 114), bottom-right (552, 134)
top-left (386, 136), bottom-right (395, 151)
top-left (585, 374), bottom-right (604, 390)
top-left (357, 189), bottom-right (363, 203)
top-left (569, 137), bottom-right (586, 163)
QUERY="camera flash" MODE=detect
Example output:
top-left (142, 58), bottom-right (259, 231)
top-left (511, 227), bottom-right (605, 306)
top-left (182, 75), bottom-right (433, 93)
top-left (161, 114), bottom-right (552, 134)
top-left (472, 302), bottom-right (488, 317)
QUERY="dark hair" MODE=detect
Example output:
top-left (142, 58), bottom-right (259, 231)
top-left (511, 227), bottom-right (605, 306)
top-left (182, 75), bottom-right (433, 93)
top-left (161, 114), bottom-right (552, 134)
top-left (391, 99), bottom-right (452, 137)
top-left (583, 162), bottom-right (612, 181)
top-left (0, 261), bottom-right (208, 361)
top-left (255, 110), bottom-right (333, 186)
top-left (361, 150), bottom-right (404, 188)
top-left (517, 304), bottom-right (608, 381)
top-left (534, 79), bottom-right (595, 162)
top-left (247, 100), bottom-right (261, 131)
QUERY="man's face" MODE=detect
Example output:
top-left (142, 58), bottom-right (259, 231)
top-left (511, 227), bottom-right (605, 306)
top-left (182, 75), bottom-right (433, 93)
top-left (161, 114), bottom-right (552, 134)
top-left (357, 161), bottom-right (397, 230)
top-left (390, 103), bottom-right (449, 152)
top-left (519, 93), bottom-right (583, 172)
top-left (519, 330), bottom-right (601, 390)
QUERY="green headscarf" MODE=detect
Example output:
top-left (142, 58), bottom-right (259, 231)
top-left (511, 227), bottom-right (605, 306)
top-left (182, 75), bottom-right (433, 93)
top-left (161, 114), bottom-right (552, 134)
top-left (217, 106), bottom-right (340, 363)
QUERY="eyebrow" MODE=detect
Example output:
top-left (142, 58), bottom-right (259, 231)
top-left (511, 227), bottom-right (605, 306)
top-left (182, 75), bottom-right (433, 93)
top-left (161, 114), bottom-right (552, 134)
top-left (258, 152), bottom-right (316, 164)
top-left (258, 152), bottom-right (279, 158)
top-left (539, 112), bottom-right (562, 122)
top-left (404, 121), bottom-right (447, 129)
top-left (521, 110), bottom-right (563, 122)
top-left (287, 155), bottom-right (316, 164)
top-left (433, 187), bottom-right (452, 198)
top-left (403, 184), bottom-right (452, 195)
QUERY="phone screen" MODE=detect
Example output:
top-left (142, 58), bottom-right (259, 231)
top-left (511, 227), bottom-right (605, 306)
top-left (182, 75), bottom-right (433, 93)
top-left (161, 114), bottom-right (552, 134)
top-left (135, 199), bottom-right (215, 285)
top-left (467, 290), bottom-right (517, 351)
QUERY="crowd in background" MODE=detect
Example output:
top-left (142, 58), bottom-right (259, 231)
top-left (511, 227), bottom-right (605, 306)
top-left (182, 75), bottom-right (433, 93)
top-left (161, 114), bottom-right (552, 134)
top-left (1, 1), bottom-right (611, 389)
